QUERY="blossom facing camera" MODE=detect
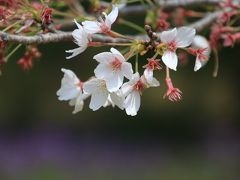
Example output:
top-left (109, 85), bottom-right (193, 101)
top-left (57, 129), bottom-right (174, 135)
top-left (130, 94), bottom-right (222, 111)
top-left (82, 6), bottom-right (118, 34)
top-left (83, 78), bottom-right (124, 111)
top-left (160, 27), bottom-right (196, 71)
top-left (93, 48), bottom-right (133, 92)
top-left (66, 20), bottom-right (90, 59)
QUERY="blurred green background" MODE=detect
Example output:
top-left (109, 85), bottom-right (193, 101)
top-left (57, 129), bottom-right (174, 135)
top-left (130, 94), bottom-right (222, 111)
top-left (0, 26), bottom-right (240, 179)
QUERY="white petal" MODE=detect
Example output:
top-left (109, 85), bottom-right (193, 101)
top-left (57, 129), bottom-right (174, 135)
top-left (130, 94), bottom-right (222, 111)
top-left (105, 72), bottom-right (124, 92)
top-left (121, 62), bottom-right (133, 79)
top-left (121, 82), bottom-right (133, 97)
top-left (93, 52), bottom-right (115, 64)
top-left (124, 91), bottom-right (141, 116)
top-left (144, 68), bottom-right (153, 83)
top-left (94, 63), bottom-right (113, 79)
top-left (162, 51), bottom-right (178, 71)
top-left (110, 91), bottom-right (125, 110)
top-left (194, 57), bottom-right (203, 72)
top-left (105, 6), bottom-right (119, 27)
top-left (65, 47), bottom-right (87, 59)
top-left (148, 77), bottom-right (160, 87)
top-left (72, 96), bottom-right (84, 114)
top-left (110, 48), bottom-right (125, 61)
top-left (160, 28), bottom-right (177, 43)
top-left (56, 69), bottom-right (80, 100)
top-left (72, 29), bottom-right (88, 47)
top-left (82, 21), bottom-right (101, 34)
top-left (176, 27), bottom-right (196, 48)
top-left (83, 78), bottom-right (100, 94)
top-left (89, 90), bottom-right (108, 111)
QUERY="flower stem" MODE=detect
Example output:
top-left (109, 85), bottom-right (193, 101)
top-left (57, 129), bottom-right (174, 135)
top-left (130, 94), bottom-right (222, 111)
top-left (2, 20), bottom-right (23, 32)
top-left (135, 54), bottom-right (139, 72)
top-left (166, 67), bottom-right (170, 79)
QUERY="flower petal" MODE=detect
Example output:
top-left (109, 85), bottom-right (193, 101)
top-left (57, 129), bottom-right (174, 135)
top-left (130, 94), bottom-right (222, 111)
top-left (144, 68), bottom-right (153, 83)
top-left (105, 72), bottom-right (124, 92)
top-left (124, 91), bottom-right (141, 116)
top-left (121, 62), bottom-right (133, 79)
top-left (94, 63), bottom-right (113, 79)
top-left (89, 90), bottom-right (108, 111)
top-left (105, 6), bottom-right (119, 27)
top-left (93, 52), bottom-right (115, 64)
top-left (110, 48), bottom-right (125, 61)
top-left (160, 28), bottom-right (177, 43)
top-left (82, 21), bottom-right (101, 34)
top-left (83, 78), bottom-right (99, 94)
top-left (176, 27), bottom-right (196, 48)
top-left (65, 47), bottom-right (87, 59)
top-left (162, 51), bottom-right (178, 71)
top-left (110, 91), bottom-right (125, 110)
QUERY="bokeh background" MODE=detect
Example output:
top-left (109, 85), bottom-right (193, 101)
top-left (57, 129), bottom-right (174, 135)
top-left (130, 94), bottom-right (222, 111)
top-left (0, 14), bottom-right (240, 180)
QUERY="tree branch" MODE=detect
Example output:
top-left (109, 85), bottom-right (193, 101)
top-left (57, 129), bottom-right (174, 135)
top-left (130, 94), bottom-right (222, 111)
top-left (0, 10), bottom-right (223, 45)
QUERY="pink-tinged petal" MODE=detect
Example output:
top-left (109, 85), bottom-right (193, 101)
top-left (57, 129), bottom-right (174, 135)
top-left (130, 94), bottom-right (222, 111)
top-left (93, 52), bottom-right (115, 64)
top-left (110, 48), bottom-right (125, 61)
top-left (176, 27), bottom-right (196, 48)
top-left (89, 90), bottom-right (108, 111)
top-left (94, 63), bottom-right (113, 79)
top-left (162, 51), bottom-right (178, 71)
top-left (160, 28), bottom-right (177, 43)
top-left (105, 6), bottom-right (119, 27)
top-left (124, 91), bottom-right (141, 116)
top-left (106, 72), bottom-right (124, 92)
top-left (122, 62), bottom-right (133, 79)
top-left (83, 78), bottom-right (99, 94)
top-left (65, 47), bottom-right (87, 59)
top-left (110, 91), bottom-right (125, 110)
top-left (82, 21), bottom-right (101, 34)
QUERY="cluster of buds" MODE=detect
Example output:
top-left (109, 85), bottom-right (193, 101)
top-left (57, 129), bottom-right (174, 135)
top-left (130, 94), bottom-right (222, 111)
top-left (17, 46), bottom-right (41, 71)
top-left (57, 6), bottom-right (211, 116)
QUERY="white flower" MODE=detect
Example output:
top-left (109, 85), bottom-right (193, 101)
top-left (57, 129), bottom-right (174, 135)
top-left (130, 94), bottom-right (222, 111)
top-left (160, 27), bottom-right (196, 71)
top-left (66, 19), bottom-right (89, 59)
top-left (191, 35), bottom-right (210, 71)
top-left (120, 73), bottom-right (143, 116)
top-left (57, 68), bottom-right (88, 113)
top-left (82, 6), bottom-right (118, 34)
top-left (93, 48), bottom-right (133, 92)
top-left (83, 78), bottom-right (124, 111)
top-left (143, 58), bottom-right (161, 86)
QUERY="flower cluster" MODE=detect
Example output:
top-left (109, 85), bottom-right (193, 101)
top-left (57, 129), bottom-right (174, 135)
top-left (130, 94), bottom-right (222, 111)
top-left (57, 6), bottom-right (211, 116)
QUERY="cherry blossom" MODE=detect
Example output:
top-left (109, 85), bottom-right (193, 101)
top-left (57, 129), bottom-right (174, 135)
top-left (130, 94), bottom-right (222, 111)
top-left (57, 68), bottom-right (88, 113)
top-left (93, 48), bottom-right (133, 92)
top-left (143, 58), bottom-right (162, 85)
top-left (121, 73), bottom-right (160, 116)
top-left (83, 78), bottom-right (124, 111)
top-left (82, 6), bottom-right (118, 34)
top-left (191, 35), bottom-right (210, 71)
top-left (66, 20), bottom-right (90, 59)
top-left (160, 27), bottom-right (196, 70)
